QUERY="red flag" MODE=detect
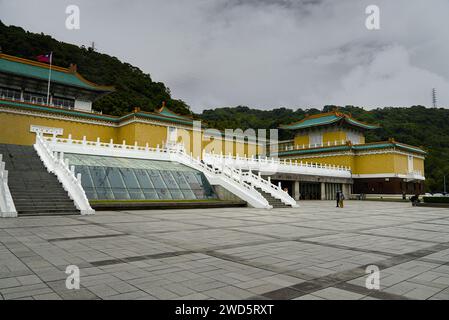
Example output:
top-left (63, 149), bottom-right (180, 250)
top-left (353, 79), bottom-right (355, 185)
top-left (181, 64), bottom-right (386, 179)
top-left (36, 53), bottom-right (52, 63)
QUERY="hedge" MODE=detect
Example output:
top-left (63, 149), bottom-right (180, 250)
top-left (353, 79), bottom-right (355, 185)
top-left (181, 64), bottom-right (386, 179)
top-left (423, 197), bottom-right (449, 204)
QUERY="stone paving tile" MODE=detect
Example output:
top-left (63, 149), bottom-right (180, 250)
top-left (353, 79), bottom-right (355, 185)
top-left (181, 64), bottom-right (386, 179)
top-left (310, 287), bottom-right (366, 300)
top-left (2, 201), bottom-right (449, 300)
top-left (303, 233), bottom-right (435, 255)
top-left (231, 224), bottom-right (328, 239)
top-left (150, 229), bottom-right (273, 250)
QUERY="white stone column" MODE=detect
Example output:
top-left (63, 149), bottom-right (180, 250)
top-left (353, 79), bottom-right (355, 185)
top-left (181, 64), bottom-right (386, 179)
top-left (321, 182), bottom-right (326, 200)
top-left (343, 184), bottom-right (351, 199)
top-left (294, 181), bottom-right (300, 200)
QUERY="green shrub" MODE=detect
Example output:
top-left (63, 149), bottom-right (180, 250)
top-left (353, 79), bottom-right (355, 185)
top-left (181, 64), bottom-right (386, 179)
top-left (423, 197), bottom-right (449, 204)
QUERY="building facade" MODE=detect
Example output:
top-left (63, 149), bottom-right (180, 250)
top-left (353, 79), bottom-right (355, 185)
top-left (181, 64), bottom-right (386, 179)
top-left (0, 54), bottom-right (427, 218)
top-left (276, 112), bottom-right (426, 198)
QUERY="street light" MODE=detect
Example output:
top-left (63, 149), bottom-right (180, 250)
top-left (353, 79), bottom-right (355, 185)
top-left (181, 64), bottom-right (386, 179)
top-left (444, 175), bottom-right (447, 194)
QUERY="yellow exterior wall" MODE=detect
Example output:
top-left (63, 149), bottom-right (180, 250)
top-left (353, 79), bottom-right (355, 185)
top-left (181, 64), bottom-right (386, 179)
top-left (359, 135), bottom-right (366, 144)
top-left (354, 153), bottom-right (396, 174)
top-left (294, 135), bottom-right (309, 147)
top-left (284, 152), bottom-right (424, 175)
top-left (413, 157), bottom-right (425, 174)
top-left (0, 112), bottom-right (117, 146)
top-left (323, 131), bottom-right (347, 144)
top-left (117, 123), bottom-right (136, 145)
top-left (133, 122), bottom-right (167, 147)
top-left (393, 154), bottom-right (409, 175)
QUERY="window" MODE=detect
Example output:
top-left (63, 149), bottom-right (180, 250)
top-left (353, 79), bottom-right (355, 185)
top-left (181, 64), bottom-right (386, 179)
top-left (168, 126), bottom-right (178, 143)
top-left (408, 155), bottom-right (414, 173)
top-left (23, 92), bottom-right (47, 105)
top-left (65, 154), bottom-right (217, 201)
top-left (309, 132), bottom-right (322, 147)
top-left (52, 96), bottom-right (75, 109)
top-left (347, 131), bottom-right (361, 144)
top-left (0, 87), bottom-right (21, 100)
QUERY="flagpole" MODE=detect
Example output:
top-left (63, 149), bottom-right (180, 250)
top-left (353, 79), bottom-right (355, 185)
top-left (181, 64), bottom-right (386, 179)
top-left (46, 52), bottom-right (53, 105)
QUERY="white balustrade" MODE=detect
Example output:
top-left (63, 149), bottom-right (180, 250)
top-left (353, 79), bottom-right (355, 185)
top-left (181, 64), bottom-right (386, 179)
top-left (241, 170), bottom-right (299, 207)
top-left (202, 152), bottom-right (351, 178)
top-left (34, 134), bottom-right (94, 215)
top-left (39, 135), bottom-right (271, 209)
top-left (0, 154), bottom-right (17, 217)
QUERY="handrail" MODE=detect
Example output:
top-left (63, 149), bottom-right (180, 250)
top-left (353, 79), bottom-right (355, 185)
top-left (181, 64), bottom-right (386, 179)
top-left (35, 134), bottom-right (94, 215)
top-left (241, 171), bottom-right (298, 207)
top-left (203, 152), bottom-right (352, 177)
top-left (204, 152), bottom-right (350, 171)
top-left (277, 139), bottom-right (348, 151)
top-left (0, 154), bottom-right (17, 217)
top-left (206, 158), bottom-right (297, 207)
top-left (172, 150), bottom-right (271, 209)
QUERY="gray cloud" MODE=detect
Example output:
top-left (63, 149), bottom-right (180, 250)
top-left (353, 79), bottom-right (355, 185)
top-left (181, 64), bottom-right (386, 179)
top-left (1, 0), bottom-right (448, 111)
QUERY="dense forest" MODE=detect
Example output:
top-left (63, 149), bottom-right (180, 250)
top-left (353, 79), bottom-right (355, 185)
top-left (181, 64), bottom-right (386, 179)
top-left (1, 22), bottom-right (448, 192)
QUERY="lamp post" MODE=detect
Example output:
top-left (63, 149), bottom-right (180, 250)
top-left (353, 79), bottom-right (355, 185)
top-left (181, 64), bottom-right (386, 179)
top-left (444, 175), bottom-right (447, 194)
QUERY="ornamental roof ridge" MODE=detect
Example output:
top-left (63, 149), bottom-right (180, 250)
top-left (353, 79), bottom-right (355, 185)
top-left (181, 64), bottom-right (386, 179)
top-left (0, 53), bottom-right (114, 92)
top-left (279, 110), bottom-right (379, 130)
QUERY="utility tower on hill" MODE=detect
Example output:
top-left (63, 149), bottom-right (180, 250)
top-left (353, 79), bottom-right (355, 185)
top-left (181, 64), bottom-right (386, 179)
top-left (432, 88), bottom-right (437, 108)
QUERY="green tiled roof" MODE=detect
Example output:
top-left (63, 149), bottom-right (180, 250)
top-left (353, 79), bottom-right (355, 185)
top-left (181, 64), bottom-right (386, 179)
top-left (0, 55), bottom-right (113, 92)
top-left (280, 112), bottom-right (379, 130)
top-left (157, 106), bottom-right (191, 121)
top-left (135, 110), bottom-right (193, 126)
top-left (0, 99), bottom-right (194, 126)
top-left (278, 142), bottom-right (426, 157)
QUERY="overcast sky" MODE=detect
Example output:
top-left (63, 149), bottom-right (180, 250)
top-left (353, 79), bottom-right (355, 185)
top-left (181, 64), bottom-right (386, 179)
top-left (1, 0), bottom-right (448, 111)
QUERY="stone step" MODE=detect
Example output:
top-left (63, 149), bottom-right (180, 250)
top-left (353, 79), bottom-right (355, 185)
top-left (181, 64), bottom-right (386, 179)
top-left (19, 210), bottom-right (80, 216)
top-left (1, 143), bottom-right (80, 216)
top-left (254, 187), bottom-right (291, 208)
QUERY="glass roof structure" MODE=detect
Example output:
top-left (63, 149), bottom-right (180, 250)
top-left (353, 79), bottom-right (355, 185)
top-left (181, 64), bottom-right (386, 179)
top-left (65, 154), bottom-right (217, 201)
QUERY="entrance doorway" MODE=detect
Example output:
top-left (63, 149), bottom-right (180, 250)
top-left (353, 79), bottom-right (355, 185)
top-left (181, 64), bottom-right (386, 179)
top-left (299, 182), bottom-right (321, 200)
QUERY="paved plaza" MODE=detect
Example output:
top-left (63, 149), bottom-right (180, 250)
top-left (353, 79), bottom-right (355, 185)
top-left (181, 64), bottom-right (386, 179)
top-left (1, 201), bottom-right (449, 300)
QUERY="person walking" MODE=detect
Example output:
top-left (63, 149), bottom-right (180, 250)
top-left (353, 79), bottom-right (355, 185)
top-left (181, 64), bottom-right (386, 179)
top-left (336, 190), bottom-right (341, 208)
top-left (339, 192), bottom-right (345, 208)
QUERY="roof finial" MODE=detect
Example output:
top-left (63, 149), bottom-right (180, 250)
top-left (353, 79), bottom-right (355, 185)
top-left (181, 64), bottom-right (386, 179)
top-left (69, 63), bottom-right (77, 73)
top-left (162, 101), bottom-right (166, 109)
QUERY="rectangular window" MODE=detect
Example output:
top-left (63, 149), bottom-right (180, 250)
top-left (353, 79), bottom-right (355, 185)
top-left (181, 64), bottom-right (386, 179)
top-left (408, 155), bottom-right (414, 173)
top-left (168, 126), bottom-right (178, 143)
top-left (346, 131), bottom-right (361, 144)
top-left (309, 132), bottom-right (322, 147)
